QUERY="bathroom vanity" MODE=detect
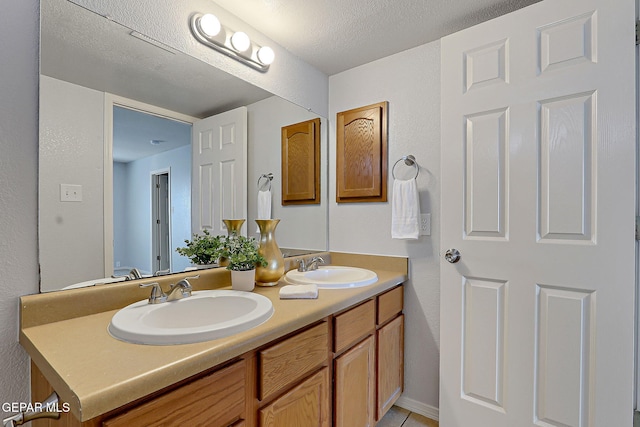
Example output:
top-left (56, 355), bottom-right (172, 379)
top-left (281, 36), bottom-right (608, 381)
top-left (20, 253), bottom-right (406, 427)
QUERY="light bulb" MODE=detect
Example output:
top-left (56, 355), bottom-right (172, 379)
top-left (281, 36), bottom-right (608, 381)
top-left (230, 31), bottom-right (251, 52)
top-left (257, 46), bottom-right (275, 65)
top-left (199, 14), bottom-right (221, 37)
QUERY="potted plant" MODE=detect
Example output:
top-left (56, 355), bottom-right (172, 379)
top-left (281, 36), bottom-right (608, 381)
top-left (176, 229), bottom-right (224, 267)
top-left (220, 234), bottom-right (267, 291)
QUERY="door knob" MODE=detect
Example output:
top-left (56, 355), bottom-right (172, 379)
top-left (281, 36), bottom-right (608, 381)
top-left (445, 249), bottom-right (461, 264)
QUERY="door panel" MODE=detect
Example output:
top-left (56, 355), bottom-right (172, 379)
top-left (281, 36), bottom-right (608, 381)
top-left (440, 0), bottom-right (635, 426)
top-left (192, 107), bottom-right (247, 236)
top-left (538, 92), bottom-right (595, 242)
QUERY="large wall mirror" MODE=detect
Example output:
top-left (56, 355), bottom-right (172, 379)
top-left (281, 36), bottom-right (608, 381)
top-left (39, 0), bottom-right (328, 292)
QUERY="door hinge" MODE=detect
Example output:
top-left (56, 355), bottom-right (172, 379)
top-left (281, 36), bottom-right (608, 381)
top-left (636, 21), bottom-right (640, 45)
top-left (636, 216), bottom-right (640, 240)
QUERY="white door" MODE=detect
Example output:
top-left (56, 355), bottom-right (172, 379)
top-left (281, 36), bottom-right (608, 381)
top-left (192, 106), bottom-right (248, 236)
top-left (440, 1), bottom-right (636, 426)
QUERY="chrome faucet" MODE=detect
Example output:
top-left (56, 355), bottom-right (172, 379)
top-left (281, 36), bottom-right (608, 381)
top-left (297, 256), bottom-right (325, 272)
top-left (112, 267), bottom-right (143, 281)
top-left (166, 277), bottom-right (196, 301)
top-left (139, 275), bottom-right (199, 304)
top-left (128, 268), bottom-right (143, 279)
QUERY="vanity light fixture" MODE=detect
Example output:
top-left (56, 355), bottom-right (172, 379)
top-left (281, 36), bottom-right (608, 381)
top-left (230, 31), bottom-right (251, 52)
top-left (190, 13), bottom-right (275, 71)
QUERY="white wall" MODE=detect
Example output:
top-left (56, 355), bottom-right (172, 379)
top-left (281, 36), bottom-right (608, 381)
top-left (247, 96), bottom-right (328, 250)
top-left (39, 76), bottom-right (106, 291)
top-left (329, 41), bottom-right (442, 415)
top-left (0, 0), bottom-right (39, 419)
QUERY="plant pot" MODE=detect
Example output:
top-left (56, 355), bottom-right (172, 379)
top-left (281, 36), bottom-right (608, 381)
top-left (230, 269), bottom-right (255, 292)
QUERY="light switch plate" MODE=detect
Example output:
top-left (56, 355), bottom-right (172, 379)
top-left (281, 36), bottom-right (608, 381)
top-left (60, 184), bottom-right (82, 202)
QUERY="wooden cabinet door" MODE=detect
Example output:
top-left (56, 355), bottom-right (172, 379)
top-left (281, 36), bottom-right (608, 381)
top-left (259, 368), bottom-right (329, 427)
top-left (281, 118), bottom-right (321, 205)
top-left (376, 315), bottom-right (404, 420)
top-left (259, 322), bottom-right (328, 401)
top-left (334, 336), bottom-right (375, 427)
top-left (336, 102), bottom-right (388, 203)
top-left (102, 361), bottom-right (245, 427)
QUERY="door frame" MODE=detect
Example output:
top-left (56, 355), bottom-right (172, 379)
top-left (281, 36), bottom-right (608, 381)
top-left (103, 94), bottom-right (197, 278)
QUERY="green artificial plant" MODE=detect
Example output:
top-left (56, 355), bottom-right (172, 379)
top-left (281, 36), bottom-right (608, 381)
top-left (220, 234), bottom-right (267, 271)
top-left (176, 229), bottom-right (224, 265)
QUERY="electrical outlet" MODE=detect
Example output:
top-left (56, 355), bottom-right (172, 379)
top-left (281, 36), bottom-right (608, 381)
top-left (60, 184), bottom-right (83, 202)
top-left (420, 213), bottom-right (431, 236)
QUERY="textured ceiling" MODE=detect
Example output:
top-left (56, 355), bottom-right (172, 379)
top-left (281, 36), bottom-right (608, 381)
top-left (211, 0), bottom-right (542, 75)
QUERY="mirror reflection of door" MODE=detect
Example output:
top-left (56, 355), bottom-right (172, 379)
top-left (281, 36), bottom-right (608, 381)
top-left (112, 106), bottom-right (192, 276)
top-left (152, 171), bottom-right (170, 273)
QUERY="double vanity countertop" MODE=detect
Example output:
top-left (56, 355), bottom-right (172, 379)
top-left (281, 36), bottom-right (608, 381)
top-left (19, 252), bottom-right (408, 422)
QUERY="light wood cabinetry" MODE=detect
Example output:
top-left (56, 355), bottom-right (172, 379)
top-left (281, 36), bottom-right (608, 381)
top-left (334, 335), bottom-right (376, 427)
top-left (333, 300), bottom-right (375, 353)
top-left (377, 314), bottom-right (404, 419)
top-left (259, 368), bottom-right (330, 427)
top-left (333, 285), bottom-right (404, 427)
top-left (103, 360), bottom-right (245, 427)
top-left (259, 322), bottom-right (328, 401)
top-left (375, 284), bottom-right (405, 419)
top-left (31, 286), bottom-right (404, 427)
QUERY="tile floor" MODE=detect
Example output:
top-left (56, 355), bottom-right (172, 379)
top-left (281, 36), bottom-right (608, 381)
top-left (377, 406), bottom-right (439, 427)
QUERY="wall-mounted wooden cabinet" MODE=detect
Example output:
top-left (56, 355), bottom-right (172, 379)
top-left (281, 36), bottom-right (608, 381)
top-left (336, 102), bottom-right (388, 203)
top-left (281, 118), bottom-right (321, 205)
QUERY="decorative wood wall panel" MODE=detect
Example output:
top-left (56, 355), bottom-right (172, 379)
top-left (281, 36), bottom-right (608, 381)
top-left (336, 102), bottom-right (388, 203)
top-left (281, 118), bottom-right (321, 205)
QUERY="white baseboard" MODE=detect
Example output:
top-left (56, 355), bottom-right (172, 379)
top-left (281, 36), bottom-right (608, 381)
top-left (395, 396), bottom-right (439, 421)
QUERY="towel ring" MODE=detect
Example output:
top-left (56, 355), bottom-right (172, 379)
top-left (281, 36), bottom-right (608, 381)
top-left (257, 173), bottom-right (273, 191)
top-left (392, 155), bottom-right (419, 180)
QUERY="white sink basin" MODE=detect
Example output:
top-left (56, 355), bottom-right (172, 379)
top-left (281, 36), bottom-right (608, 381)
top-left (108, 290), bottom-right (274, 345)
top-left (284, 266), bottom-right (377, 289)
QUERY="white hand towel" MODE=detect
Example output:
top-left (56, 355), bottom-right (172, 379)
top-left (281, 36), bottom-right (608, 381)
top-left (256, 189), bottom-right (272, 232)
top-left (391, 178), bottom-right (420, 239)
top-left (279, 284), bottom-right (318, 299)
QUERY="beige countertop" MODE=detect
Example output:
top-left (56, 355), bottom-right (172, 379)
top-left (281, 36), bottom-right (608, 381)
top-left (19, 252), bottom-right (407, 422)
